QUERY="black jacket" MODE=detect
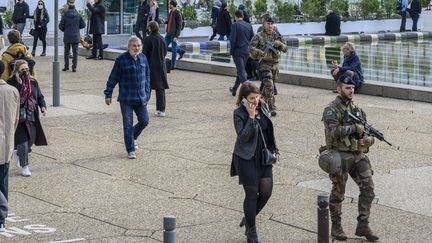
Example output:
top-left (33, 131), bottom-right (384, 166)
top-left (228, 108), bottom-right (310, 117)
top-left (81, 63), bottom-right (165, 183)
top-left (242, 10), bottom-right (250, 23)
top-left (409, 0), bottom-right (422, 16)
top-left (59, 6), bottom-right (86, 44)
top-left (137, 1), bottom-right (150, 24)
top-left (12, 1), bottom-right (30, 24)
top-left (217, 9), bottom-right (232, 36)
top-left (230, 20), bottom-right (254, 56)
top-left (142, 33), bottom-right (168, 90)
top-left (87, 2), bottom-right (106, 34)
top-left (210, 6), bottom-right (219, 28)
top-left (165, 9), bottom-right (182, 38)
top-left (31, 8), bottom-right (50, 30)
top-left (325, 12), bottom-right (341, 36)
top-left (0, 15), bottom-right (3, 35)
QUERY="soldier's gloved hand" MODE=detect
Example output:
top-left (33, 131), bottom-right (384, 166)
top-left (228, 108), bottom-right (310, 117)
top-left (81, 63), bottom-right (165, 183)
top-left (273, 40), bottom-right (283, 48)
top-left (355, 124), bottom-right (364, 136)
top-left (258, 49), bottom-right (265, 57)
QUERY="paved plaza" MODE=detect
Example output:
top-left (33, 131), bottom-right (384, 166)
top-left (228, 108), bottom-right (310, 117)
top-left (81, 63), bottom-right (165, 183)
top-left (2, 56), bottom-right (432, 242)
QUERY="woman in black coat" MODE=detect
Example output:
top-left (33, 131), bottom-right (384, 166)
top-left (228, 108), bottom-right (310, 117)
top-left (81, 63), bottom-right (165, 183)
top-left (142, 21), bottom-right (169, 117)
top-left (30, 0), bottom-right (49, 56)
top-left (217, 2), bottom-right (232, 40)
top-left (7, 60), bottom-right (47, 177)
top-left (86, 0), bottom-right (106, 59)
top-left (231, 81), bottom-right (278, 243)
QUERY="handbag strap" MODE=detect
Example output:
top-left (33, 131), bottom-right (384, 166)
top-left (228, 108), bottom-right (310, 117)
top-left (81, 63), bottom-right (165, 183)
top-left (257, 122), bottom-right (268, 149)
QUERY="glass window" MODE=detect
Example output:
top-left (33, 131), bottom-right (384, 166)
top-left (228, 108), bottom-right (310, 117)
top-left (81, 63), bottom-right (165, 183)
top-left (104, 0), bottom-right (121, 34)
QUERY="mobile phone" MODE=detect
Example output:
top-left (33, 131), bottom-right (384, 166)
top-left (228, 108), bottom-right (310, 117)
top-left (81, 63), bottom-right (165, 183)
top-left (241, 98), bottom-right (249, 108)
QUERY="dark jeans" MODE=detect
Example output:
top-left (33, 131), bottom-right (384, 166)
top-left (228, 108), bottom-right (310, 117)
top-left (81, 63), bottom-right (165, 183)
top-left (155, 89), bottom-right (166, 112)
top-left (17, 122), bottom-right (36, 168)
top-left (0, 163), bottom-right (8, 224)
top-left (92, 33), bottom-right (103, 58)
top-left (32, 27), bottom-right (47, 54)
top-left (209, 27), bottom-right (217, 40)
top-left (134, 21), bottom-right (147, 42)
top-left (165, 33), bottom-right (182, 68)
top-left (120, 102), bottom-right (149, 153)
top-left (64, 43), bottom-right (78, 68)
top-left (411, 14), bottom-right (419, 31)
top-left (232, 54), bottom-right (248, 94)
top-left (400, 11), bottom-right (407, 32)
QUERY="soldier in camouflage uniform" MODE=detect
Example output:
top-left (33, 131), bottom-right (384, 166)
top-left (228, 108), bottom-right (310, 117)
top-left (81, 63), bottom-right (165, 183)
top-left (320, 75), bottom-right (379, 242)
top-left (249, 16), bottom-right (287, 117)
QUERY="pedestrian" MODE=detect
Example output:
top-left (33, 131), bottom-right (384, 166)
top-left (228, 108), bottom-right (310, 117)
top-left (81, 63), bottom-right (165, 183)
top-left (30, 0), bottom-right (49, 57)
top-left (134, 0), bottom-right (150, 42)
top-left (7, 60), bottom-right (48, 177)
top-left (409, 0), bottom-right (422, 31)
top-left (86, 0), bottom-right (106, 60)
top-left (230, 81), bottom-right (278, 243)
top-left (1, 30), bottom-right (34, 81)
top-left (399, 0), bottom-right (409, 32)
top-left (12, 0), bottom-right (29, 35)
top-left (143, 21), bottom-right (168, 117)
top-left (209, 0), bottom-right (221, 41)
top-left (147, 0), bottom-right (160, 23)
top-left (104, 37), bottom-right (151, 159)
top-left (331, 42), bottom-right (363, 91)
top-left (238, 4), bottom-right (250, 23)
top-left (319, 75), bottom-right (379, 242)
top-left (164, 0), bottom-right (185, 69)
top-left (216, 2), bottom-right (231, 41)
top-left (325, 10), bottom-right (341, 36)
top-left (59, 0), bottom-right (86, 72)
top-left (0, 60), bottom-right (20, 231)
top-left (229, 10), bottom-right (254, 96)
top-left (249, 16), bottom-right (287, 117)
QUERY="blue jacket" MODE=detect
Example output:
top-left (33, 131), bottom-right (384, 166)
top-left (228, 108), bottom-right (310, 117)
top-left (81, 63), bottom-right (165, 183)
top-left (104, 52), bottom-right (151, 105)
top-left (59, 6), bottom-right (85, 44)
top-left (339, 51), bottom-right (363, 83)
top-left (230, 20), bottom-right (254, 56)
top-left (402, 0), bottom-right (409, 11)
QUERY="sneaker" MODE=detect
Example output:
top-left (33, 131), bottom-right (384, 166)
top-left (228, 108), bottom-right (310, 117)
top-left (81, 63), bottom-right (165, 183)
top-left (21, 166), bottom-right (31, 177)
top-left (13, 150), bottom-right (21, 168)
top-left (127, 151), bottom-right (136, 159)
top-left (134, 140), bottom-right (138, 151)
top-left (156, 111), bottom-right (166, 117)
top-left (0, 223), bottom-right (5, 232)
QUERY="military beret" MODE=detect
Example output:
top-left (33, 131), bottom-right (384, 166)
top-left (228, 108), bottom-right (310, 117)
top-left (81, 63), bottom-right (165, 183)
top-left (337, 75), bottom-right (356, 86)
top-left (265, 16), bottom-right (275, 23)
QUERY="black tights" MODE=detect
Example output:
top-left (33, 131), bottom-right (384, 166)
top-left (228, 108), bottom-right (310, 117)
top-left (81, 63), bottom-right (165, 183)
top-left (243, 178), bottom-right (273, 228)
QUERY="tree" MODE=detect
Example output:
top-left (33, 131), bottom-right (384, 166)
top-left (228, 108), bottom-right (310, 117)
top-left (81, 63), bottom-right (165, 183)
top-left (254, 0), bottom-right (267, 21)
top-left (329, 0), bottom-right (349, 18)
top-left (273, 0), bottom-right (296, 23)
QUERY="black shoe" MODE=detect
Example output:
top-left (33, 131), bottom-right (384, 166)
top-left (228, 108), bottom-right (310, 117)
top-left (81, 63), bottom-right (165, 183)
top-left (178, 50), bottom-right (185, 60)
top-left (40, 52), bottom-right (46, 56)
top-left (31, 51), bottom-right (35, 56)
top-left (270, 111), bottom-right (277, 117)
top-left (86, 55), bottom-right (96, 59)
top-left (96, 56), bottom-right (103, 60)
top-left (72, 67), bottom-right (77, 72)
top-left (239, 217), bottom-right (249, 236)
top-left (246, 226), bottom-right (261, 243)
top-left (62, 67), bottom-right (69, 71)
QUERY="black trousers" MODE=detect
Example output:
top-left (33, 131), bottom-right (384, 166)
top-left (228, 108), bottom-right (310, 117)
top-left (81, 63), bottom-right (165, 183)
top-left (232, 54), bottom-right (248, 94)
top-left (134, 21), bottom-right (147, 42)
top-left (400, 11), bottom-right (407, 32)
top-left (92, 33), bottom-right (103, 58)
top-left (155, 89), bottom-right (166, 112)
top-left (32, 27), bottom-right (47, 53)
top-left (209, 27), bottom-right (217, 40)
top-left (64, 43), bottom-right (78, 68)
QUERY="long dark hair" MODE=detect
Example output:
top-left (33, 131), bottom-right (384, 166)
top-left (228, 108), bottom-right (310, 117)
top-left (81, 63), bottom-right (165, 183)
top-left (236, 81), bottom-right (260, 106)
top-left (35, 0), bottom-right (47, 18)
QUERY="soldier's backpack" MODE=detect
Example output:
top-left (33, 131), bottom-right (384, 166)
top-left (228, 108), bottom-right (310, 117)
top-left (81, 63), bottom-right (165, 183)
top-left (4, 50), bottom-right (36, 74)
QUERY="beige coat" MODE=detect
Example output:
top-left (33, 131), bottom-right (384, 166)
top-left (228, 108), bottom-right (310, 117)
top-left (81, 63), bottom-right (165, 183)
top-left (0, 79), bottom-right (19, 164)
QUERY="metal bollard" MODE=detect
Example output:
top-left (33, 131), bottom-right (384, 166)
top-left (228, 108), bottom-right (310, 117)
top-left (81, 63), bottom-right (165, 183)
top-left (317, 193), bottom-right (329, 243)
top-left (163, 215), bottom-right (176, 243)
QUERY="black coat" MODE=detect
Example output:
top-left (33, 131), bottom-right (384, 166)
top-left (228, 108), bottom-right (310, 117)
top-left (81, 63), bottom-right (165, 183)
top-left (242, 10), bottom-right (250, 23)
top-left (12, 1), bottom-right (29, 24)
top-left (142, 33), bottom-right (168, 90)
top-left (87, 2), bottom-right (106, 34)
top-left (409, 0), bottom-right (422, 16)
top-left (325, 12), bottom-right (341, 36)
top-left (31, 8), bottom-right (50, 30)
top-left (165, 9), bottom-right (182, 38)
top-left (59, 6), bottom-right (86, 43)
top-left (137, 1), bottom-right (150, 24)
top-left (210, 6), bottom-right (219, 28)
top-left (217, 9), bottom-right (232, 36)
top-left (230, 20), bottom-right (254, 56)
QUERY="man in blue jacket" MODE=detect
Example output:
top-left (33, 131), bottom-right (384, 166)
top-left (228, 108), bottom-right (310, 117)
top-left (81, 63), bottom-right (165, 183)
top-left (399, 0), bottom-right (409, 32)
top-left (229, 10), bottom-right (254, 96)
top-left (331, 42), bottom-right (363, 91)
top-left (104, 37), bottom-right (151, 159)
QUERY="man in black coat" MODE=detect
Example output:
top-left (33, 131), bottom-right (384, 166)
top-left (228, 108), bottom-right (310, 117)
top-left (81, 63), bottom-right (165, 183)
top-left (164, 0), bottom-right (185, 69)
top-left (86, 0), bottom-right (106, 60)
top-left (238, 4), bottom-right (250, 23)
top-left (12, 0), bottom-right (29, 35)
top-left (229, 10), bottom-right (254, 96)
top-left (59, 0), bottom-right (86, 72)
top-left (134, 0), bottom-right (150, 42)
top-left (217, 2), bottom-right (231, 40)
top-left (143, 21), bottom-right (169, 117)
top-left (325, 10), bottom-right (341, 36)
top-left (409, 0), bottom-right (422, 31)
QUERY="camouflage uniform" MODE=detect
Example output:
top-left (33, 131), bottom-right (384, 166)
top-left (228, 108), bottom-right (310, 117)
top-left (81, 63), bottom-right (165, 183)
top-left (249, 30), bottom-right (287, 114)
top-left (322, 95), bottom-right (376, 235)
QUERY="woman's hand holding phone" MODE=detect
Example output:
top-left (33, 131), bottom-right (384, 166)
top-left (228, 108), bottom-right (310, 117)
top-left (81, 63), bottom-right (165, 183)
top-left (242, 98), bottom-right (256, 118)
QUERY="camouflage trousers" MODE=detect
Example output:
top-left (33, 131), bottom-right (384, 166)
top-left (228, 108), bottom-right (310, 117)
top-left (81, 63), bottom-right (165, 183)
top-left (258, 62), bottom-right (279, 112)
top-left (329, 152), bottom-right (375, 226)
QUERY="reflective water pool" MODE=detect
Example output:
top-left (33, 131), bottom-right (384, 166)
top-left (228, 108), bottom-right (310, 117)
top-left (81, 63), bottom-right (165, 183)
top-left (184, 40), bottom-right (432, 87)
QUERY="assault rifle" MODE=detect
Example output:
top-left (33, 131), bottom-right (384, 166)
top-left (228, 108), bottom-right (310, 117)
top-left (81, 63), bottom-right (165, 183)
top-left (258, 33), bottom-right (282, 64)
top-left (347, 111), bottom-right (392, 146)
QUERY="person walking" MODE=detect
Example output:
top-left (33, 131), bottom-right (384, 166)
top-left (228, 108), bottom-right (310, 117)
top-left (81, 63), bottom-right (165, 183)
top-left (0, 61), bottom-right (20, 231)
top-left (134, 0), bottom-right (150, 42)
top-left (229, 10), bottom-right (254, 96)
top-left (104, 37), bottom-right (151, 159)
top-left (59, 0), bottom-right (86, 72)
top-left (238, 4), bottom-right (250, 23)
top-left (399, 0), bottom-right (409, 32)
top-left (319, 75), bottom-right (379, 242)
top-left (230, 81), bottom-right (278, 243)
top-left (143, 21), bottom-right (168, 117)
top-left (12, 0), bottom-right (30, 35)
top-left (7, 60), bottom-right (48, 177)
top-left (217, 2), bottom-right (231, 41)
top-left (331, 42), bottom-right (364, 91)
top-left (147, 0), bottom-right (160, 23)
top-left (30, 0), bottom-right (49, 57)
top-left (249, 16), bottom-right (287, 117)
top-left (325, 10), bottom-right (341, 36)
top-left (409, 0), bottom-right (422, 31)
top-left (86, 0), bottom-right (106, 60)
top-left (164, 0), bottom-right (185, 69)
top-left (209, 0), bottom-right (221, 41)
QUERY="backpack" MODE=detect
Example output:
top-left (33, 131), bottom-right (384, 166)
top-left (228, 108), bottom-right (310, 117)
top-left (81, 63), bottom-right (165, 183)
top-left (4, 50), bottom-right (36, 74)
top-left (396, 0), bottom-right (403, 13)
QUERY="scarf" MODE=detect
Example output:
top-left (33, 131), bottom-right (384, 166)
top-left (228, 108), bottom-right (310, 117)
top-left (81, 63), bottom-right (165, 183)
top-left (18, 74), bottom-right (37, 113)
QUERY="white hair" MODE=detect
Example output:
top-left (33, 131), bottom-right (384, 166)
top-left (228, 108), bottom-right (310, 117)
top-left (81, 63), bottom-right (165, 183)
top-left (128, 36), bottom-right (142, 47)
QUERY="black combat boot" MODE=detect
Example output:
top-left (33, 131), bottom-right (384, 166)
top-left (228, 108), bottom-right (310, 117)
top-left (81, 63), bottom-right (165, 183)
top-left (355, 223), bottom-right (379, 242)
top-left (246, 226), bottom-right (261, 243)
top-left (331, 221), bottom-right (348, 241)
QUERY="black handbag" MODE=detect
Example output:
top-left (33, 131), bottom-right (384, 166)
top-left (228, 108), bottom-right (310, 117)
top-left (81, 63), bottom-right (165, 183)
top-left (19, 106), bottom-right (27, 123)
top-left (29, 28), bottom-right (35, 36)
top-left (258, 123), bottom-right (278, 166)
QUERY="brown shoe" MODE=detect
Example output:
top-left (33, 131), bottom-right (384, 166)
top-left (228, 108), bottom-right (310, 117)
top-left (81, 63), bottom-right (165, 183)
top-left (331, 223), bottom-right (348, 241)
top-left (355, 225), bottom-right (379, 242)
